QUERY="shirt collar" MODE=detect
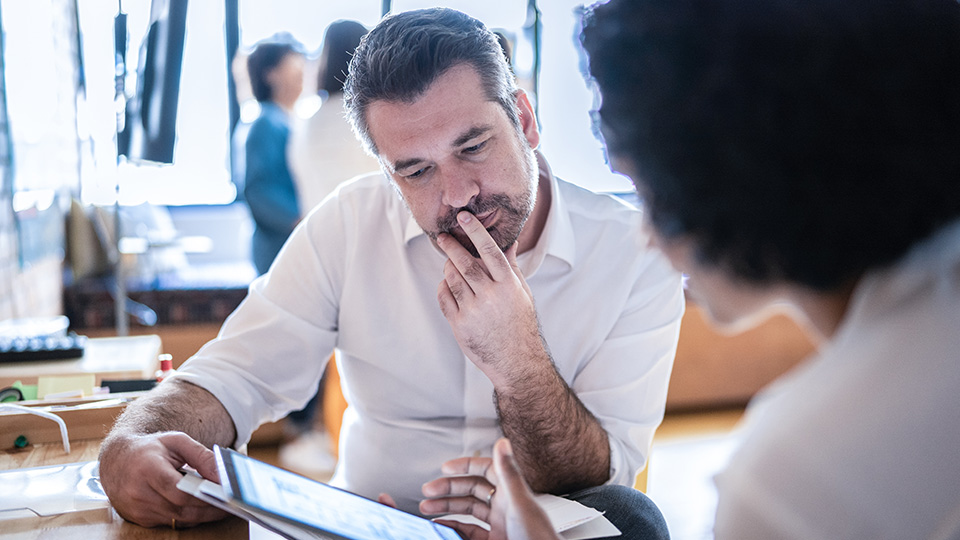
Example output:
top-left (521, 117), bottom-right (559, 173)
top-left (402, 152), bottom-right (576, 275)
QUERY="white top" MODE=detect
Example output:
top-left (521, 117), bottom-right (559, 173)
top-left (173, 165), bottom-right (684, 514)
top-left (714, 219), bottom-right (960, 539)
top-left (287, 94), bottom-right (381, 214)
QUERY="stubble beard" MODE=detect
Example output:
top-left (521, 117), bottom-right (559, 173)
top-left (434, 148), bottom-right (539, 258)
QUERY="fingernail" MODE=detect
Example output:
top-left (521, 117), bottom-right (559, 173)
top-left (458, 212), bottom-right (472, 224)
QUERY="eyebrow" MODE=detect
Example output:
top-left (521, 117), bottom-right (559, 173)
top-left (452, 125), bottom-right (493, 148)
top-left (391, 157), bottom-right (424, 173)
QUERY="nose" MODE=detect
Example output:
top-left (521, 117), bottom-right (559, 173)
top-left (439, 169), bottom-right (480, 209)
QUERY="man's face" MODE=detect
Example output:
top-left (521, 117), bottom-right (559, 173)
top-left (366, 64), bottom-right (541, 257)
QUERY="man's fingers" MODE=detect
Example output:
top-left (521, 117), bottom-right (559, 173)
top-left (442, 257), bottom-right (473, 304)
top-left (377, 493), bottom-right (398, 508)
top-left (503, 242), bottom-right (532, 298)
top-left (139, 433), bottom-right (224, 526)
top-left (422, 475), bottom-right (495, 501)
top-left (172, 503), bottom-right (229, 528)
top-left (132, 472), bottom-right (225, 528)
top-left (438, 232), bottom-right (492, 287)
top-left (455, 212), bottom-right (512, 280)
top-left (493, 438), bottom-right (528, 499)
top-left (440, 456), bottom-right (494, 478)
top-left (493, 438), bottom-right (517, 479)
top-left (150, 433), bottom-right (221, 508)
top-left (163, 432), bottom-right (220, 482)
top-left (437, 280), bottom-right (459, 317)
top-left (421, 495), bottom-right (492, 520)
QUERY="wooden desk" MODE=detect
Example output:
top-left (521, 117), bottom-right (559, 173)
top-left (0, 440), bottom-right (248, 539)
top-left (0, 335), bottom-right (162, 389)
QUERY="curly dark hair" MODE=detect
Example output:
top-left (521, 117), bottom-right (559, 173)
top-left (343, 8), bottom-right (518, 156)
top-left (581, 0), bottom-right (960, 290)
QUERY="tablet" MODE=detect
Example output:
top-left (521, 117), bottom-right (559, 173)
top-left (214, 445), bottom-right (462, 540)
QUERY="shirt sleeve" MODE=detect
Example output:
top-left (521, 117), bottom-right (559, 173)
top-left (170, 196), bottom-right (345, 447)
top-left (574, 245), bottom-right (685, 487)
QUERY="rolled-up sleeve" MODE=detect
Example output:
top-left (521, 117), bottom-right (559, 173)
top-left (169, 198), bottom-right (345, 447)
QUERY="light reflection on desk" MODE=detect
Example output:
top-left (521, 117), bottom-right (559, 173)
top-left (0, 440), bottom-right (248, 539)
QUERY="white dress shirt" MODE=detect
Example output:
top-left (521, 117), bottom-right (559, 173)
top-left (713, 219), bottom-right (960, 539)
top-left (173, 160), bottom-right (684, 514)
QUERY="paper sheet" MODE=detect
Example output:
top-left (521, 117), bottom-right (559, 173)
top-left (441, 493), bottom-right (620, 539)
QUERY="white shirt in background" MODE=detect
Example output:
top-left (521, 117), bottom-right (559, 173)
top-left (287, 93), bottom-right (380, 214)
top-left (714, 219), bottom-right (960, 539)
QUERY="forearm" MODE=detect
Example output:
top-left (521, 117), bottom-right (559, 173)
top-left (98, 379), bottom-right (234, 527)
top-left (104, 379), bottom-right (236, 450)
top-left (494, 350), bottom-right (611, 495)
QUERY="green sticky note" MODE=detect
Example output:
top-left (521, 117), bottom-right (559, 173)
top-left (13, 381), bottom-right (38, 401)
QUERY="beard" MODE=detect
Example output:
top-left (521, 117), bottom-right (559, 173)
top-left (432, 145), bottom-right (538, 258)
top-left (433, 191), bottom-right (533, 258)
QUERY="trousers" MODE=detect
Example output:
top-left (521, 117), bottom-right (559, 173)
top-left (568, 484), bottom-right (670, 539)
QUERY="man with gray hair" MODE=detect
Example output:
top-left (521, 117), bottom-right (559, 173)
top-left (98, 8), bottom-right (681, 535)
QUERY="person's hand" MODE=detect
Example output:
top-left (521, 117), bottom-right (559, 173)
top-left (98, 431), bottom-right (227, 528)
top-left (421, 438), bottom-right (560, 540)
top-left (436, 211), bottom-right (545, 386)
top-left (377, 492), bottom-right (398, 508)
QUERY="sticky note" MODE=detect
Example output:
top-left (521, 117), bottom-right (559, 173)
top-left (37, 374), bottom-right (96, 399)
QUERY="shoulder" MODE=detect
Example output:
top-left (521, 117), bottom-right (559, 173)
top-left (303, 172), bottom-right (394, 221)
top-left (557, 178), bottom-right (642, 227)
top-left (330, 172), bottom-right (392, 202)
top-left (555, 179), bottom-right (646, 248)
top-left (301, 171), bottom-right (407, 248)
top-left (248, 105), bottom-right (289, 138)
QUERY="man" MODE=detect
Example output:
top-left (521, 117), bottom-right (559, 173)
top-left (424, 0), bottom-right (960, 538)
top-left (98, 8), bottom-right (683, 530)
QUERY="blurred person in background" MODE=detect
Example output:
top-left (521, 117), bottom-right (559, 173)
top-left (243, 35), bottom-right (306, 276)
top-left (289, 19), bottom-right (379, 213)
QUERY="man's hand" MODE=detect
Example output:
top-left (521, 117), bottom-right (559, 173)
top-left (99, 431), bottom-right (227, 528)
top-left (421, 438), bottom-right (560, 540)
top-left (436, 211), bottom-right (546, 386)
top-left (436, 211), bottom-right (611, 495)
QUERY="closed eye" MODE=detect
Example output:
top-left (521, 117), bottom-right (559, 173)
top-left (403, 165), bottom-right (430, 180)
top-left (462, 140), bottom-right (488, 154)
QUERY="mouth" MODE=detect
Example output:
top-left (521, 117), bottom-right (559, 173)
top-left (475, 209), bottom-right (498, 229)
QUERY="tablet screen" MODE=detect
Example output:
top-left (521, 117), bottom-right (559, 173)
top-left (216, 446), bottom-right (461, 540)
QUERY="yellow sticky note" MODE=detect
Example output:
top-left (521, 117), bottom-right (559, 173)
top-left (37, 374), bottom-right (96, 399)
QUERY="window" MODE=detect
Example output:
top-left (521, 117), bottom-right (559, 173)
top-left (77, 1), bottom-right (232, 206)
top-left (70, 1), bottom-right (627, 207)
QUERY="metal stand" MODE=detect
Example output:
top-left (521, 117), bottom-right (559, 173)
top-left (113, 4), bottom-right (128, 336)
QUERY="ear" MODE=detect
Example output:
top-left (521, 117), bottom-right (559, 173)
top-left (515, 90), bottom-right (541, 150)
